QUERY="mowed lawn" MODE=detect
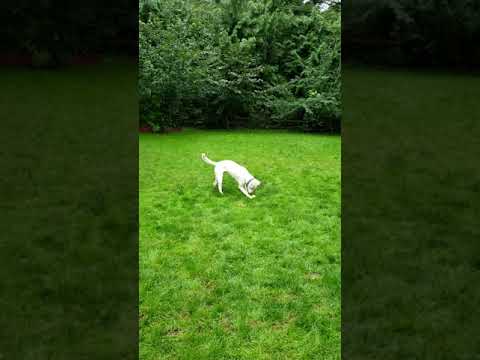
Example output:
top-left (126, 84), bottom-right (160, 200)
top-left (342, 67), bottom-right (480, 359)
top-left (139, 130), bottom-right (341, 359)
top-left (1, 60), bottom-right (138, 358)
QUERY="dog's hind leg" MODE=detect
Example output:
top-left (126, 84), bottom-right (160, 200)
top-left (215, 169), bottom-right (224, 194)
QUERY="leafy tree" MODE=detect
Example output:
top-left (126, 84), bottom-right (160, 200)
top-left (139, 0), bottom-right (341, 131)
top-left (0, 0), bottom-right (137, 65)
top-left (343, 0), bottom-right (480, 67)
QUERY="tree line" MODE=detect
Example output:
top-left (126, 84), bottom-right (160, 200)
top-left (343, 0), bottom-right (480, 68)
top-left (0, 0), bottom-right (138, 65)
top-left (139, 0), bottom-right (341, 132)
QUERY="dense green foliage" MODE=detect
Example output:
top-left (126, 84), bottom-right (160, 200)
top-left (140, 130), bottom-right (340, 359)
top-left (139, 0), bottom-right (340, 131)
top-left (343, 0), bottom-right (480, 67)
top-left (0, 1), bottom-right (137, 62)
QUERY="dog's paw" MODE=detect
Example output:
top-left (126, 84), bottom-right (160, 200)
top-left (251, 195), bottom-right (256, 199)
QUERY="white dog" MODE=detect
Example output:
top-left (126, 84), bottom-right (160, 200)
top-left (201, 153), bottom-right (261, 199)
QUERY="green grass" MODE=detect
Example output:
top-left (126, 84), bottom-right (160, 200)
top-left (0, 59), bottom-right (138, 359)
top-left (139, 129), bottom-right (341, 359)
top-left (342, 66), bottom-right (480, 359)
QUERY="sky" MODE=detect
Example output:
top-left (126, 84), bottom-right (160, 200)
top-left (303, 0), bottom-right (332, 12)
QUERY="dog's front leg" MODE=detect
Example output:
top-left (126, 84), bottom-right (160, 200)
top-left (239, 186), bottom-right (255, 199)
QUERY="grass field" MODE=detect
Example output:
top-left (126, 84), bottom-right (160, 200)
top-left (139, 130), bottom-right (341, 359)
top-left (1, 59), bottom-right (138, 359)
top-left (342, 66), bottom-right (480, 359)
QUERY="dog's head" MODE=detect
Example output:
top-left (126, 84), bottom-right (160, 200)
top-left (247, 179), bottom-right (262, 194)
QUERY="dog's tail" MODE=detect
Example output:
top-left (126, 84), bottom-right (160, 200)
top-left (201, 153), bottom-right (217, 166)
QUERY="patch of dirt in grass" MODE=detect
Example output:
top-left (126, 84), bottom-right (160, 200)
top-left (166, 328), bottom-right (183, 337)
top-left (248, 319), bottom-right (266, 328)
top-left (220, 317), bottom-right (235, 333)
top-left (275, 292), bottom-right (297, 304)
top-left (271, 314), bottom-right (296, 331)
top-left (201, 279), bottom-right (216, 291)
top-left (306, 272), bottom-right (321, 280)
